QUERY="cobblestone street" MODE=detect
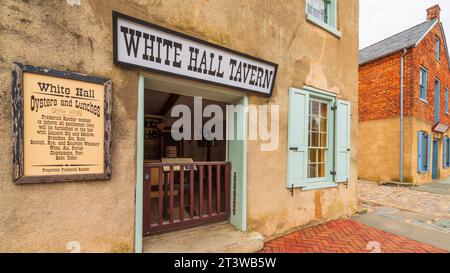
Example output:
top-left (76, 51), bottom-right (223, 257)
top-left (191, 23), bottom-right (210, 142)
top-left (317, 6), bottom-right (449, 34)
top-left (354, 179), bottom-right (450, 251)
top-left (358, 180), bottom-right (450, 218)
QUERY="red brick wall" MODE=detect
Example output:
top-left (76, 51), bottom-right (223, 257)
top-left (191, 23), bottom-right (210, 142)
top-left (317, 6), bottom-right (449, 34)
top-left (359, 22), bottom-right (450, 124)
top-left (411, 23), bottom-right (450, 125)
top-left (359, 51), bottom-right (413, 121)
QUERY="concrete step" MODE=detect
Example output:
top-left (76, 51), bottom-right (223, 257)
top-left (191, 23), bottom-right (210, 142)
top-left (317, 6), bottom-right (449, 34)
top-left (143, 222), bottom-right (264, 253)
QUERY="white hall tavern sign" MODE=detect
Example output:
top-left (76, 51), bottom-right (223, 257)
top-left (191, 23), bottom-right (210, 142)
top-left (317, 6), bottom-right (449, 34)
top-left (113, 12), bottom-right (278, 97)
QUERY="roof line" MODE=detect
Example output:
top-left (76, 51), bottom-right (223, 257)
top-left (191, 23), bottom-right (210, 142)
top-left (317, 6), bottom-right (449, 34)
top-left (360, 19), bottom-right (437, 51)
top-left (359, 47), bottom-right (413, 66)
top-left (439, 23), bottom-right (450, 70)
top-left (414, 19), bottom-right (439, 46)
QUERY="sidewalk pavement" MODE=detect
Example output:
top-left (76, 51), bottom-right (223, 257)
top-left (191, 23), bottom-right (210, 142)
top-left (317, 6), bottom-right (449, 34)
top-left (355, 180), bottom-right (450, 251)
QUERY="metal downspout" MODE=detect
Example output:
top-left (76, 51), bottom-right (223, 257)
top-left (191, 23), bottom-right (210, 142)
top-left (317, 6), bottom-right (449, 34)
top-left (400, 48), bottom-right (407, 183)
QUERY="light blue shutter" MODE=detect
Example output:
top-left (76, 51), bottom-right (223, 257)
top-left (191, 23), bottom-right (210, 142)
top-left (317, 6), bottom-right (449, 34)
top-left (417, 132), bottom-right (424, 173)
top-left (444, 136), bottom-right (448, 168)
top-left (287, 88), bottom-right (309, 188)
top-left (427, 134), bottom-right (431, 172)
top-left (335, 99), bottom-right (351, 183)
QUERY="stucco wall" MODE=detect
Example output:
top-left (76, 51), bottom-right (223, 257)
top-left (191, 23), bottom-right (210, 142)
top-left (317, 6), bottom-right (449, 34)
top-left (245, 0), bottom-right (359, 237)
top-left (359, 117), bottom-right (414, 183)
top-left (0, 0), bottom-right (140, 253)
top-left (0, 0), bottom-right (359, 251)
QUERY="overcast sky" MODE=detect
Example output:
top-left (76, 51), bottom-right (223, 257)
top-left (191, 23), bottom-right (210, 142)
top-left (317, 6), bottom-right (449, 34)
top-left (359, 0), bottom-right (450, 49)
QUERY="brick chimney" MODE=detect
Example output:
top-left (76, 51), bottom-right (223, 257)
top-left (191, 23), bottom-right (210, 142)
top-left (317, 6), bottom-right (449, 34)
top-left (427, 4), bottom-right (441, 21)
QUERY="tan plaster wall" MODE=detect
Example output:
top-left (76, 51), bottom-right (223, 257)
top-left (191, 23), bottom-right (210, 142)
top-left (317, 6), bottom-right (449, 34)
top-left (0, 0), bottom-right (140, 253)
top-left (0, 0), bottom-right (359, 251)
top-left (245, 1), bottom-right (359, 237)
top-left (358, 117), bottom-right (413, 183)
top-left (359, 116), bottom-right (450, 185)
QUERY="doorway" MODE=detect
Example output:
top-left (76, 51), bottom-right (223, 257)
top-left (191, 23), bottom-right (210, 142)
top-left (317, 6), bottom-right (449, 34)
top-left (142, 90), bottom-right (230, 235)
top-left (432, 139), bottom-right (439, 180)
top-left (135, 73), bottom-right (248, 251)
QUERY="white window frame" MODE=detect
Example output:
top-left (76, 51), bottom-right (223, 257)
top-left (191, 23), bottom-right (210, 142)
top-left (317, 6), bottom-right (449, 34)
top-left (303, 88), bottom-right (338, 190)
top-left (307, 96), bottom-right (333, 184)
top-left (306, 0), bottom-right (342, 38)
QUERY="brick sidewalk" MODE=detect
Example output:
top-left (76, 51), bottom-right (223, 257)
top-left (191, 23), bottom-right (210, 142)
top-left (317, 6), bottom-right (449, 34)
top-left (260, 220), bottom-right (446, 253)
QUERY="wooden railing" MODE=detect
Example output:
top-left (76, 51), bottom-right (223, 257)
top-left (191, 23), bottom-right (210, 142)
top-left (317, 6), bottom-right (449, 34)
top-left (143, 161), bottom-right (231, 236)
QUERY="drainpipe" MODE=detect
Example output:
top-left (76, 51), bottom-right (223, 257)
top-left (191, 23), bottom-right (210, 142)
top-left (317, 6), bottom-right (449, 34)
top-left (400, 48), bottom-right (407, 183)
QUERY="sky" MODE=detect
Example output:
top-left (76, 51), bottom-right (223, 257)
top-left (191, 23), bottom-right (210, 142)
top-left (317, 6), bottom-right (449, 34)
top-left (359, 0), bottom-right (450, 49)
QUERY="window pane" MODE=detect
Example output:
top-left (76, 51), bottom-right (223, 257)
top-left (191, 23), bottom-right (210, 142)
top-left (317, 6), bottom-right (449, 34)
top-left (309, 149), bottom-right (317, 162)
top-left (320, 118), bottom-right (327, 132)
top-left (320, 133), bottom-right (327, 147)
top-left (310, 117), bottom-right (320, 131)
top-left (309, 132), bottom-right (320, 147)
top-left (320, 103), bottom-right (328, 118)
top-left (309, 149), bottom-right (325, 164)
top-left (310, 101), bottom-right (320, 116)
top-left (308, 164), bottom-right (316, 178)
top-left (318, 163), bottom-right (326, 177)
top-left (307, 0), bottom-right (329, 24)
top-left (307, 99), bottom-right (329, 179)
top-left (307, 163), bottom-right (326, 179)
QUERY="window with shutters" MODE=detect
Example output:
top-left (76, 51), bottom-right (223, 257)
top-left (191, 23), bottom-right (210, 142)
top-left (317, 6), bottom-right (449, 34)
top-left (287, 87), bottom-right (350, 190)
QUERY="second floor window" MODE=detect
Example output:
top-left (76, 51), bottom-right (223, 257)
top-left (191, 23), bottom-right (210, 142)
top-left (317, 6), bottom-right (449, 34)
top-left (307, 0), bottom-right (331, 25)
top-left (436, 37), bottom-right (440, 61)
top-left (307, 0), bottom-right (338, 29)
top-left (446, 87), bottom-right (449, 114)
top-left (419, 67), bottom-right (427, 101)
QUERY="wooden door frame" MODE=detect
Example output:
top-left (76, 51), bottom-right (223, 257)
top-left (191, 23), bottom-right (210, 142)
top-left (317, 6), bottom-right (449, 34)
top-left (134, 73), bottom-right (248, 253)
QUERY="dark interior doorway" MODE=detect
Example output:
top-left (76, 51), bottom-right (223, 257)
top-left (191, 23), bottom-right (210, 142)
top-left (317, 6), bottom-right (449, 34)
top-left (142, 89), bottom-right (230, 236)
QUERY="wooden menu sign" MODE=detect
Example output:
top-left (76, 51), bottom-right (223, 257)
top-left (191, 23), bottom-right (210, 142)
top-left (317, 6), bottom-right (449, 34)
top-left (12, 63), bottom-right (112, 184)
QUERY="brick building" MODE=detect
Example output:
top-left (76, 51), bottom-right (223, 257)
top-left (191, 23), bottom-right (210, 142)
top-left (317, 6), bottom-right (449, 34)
top-left (359, 5), bottom-right (450, 184)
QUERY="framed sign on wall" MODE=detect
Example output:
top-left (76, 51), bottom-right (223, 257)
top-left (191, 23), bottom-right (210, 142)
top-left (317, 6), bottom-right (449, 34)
top-left (12, 63), bottom-right (112, 184)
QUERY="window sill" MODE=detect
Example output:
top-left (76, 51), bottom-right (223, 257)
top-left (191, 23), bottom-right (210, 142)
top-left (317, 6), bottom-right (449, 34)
top-left (419, 98), bottom-right (428, 104)
top-left (306, 14), bottom-right (342, 39)
top-left (301, 182), bottom-right (338, 191)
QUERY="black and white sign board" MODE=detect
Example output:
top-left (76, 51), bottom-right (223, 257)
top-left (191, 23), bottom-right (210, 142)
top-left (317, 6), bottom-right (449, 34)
top-left (113, 12), bottom-right (278, 97)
